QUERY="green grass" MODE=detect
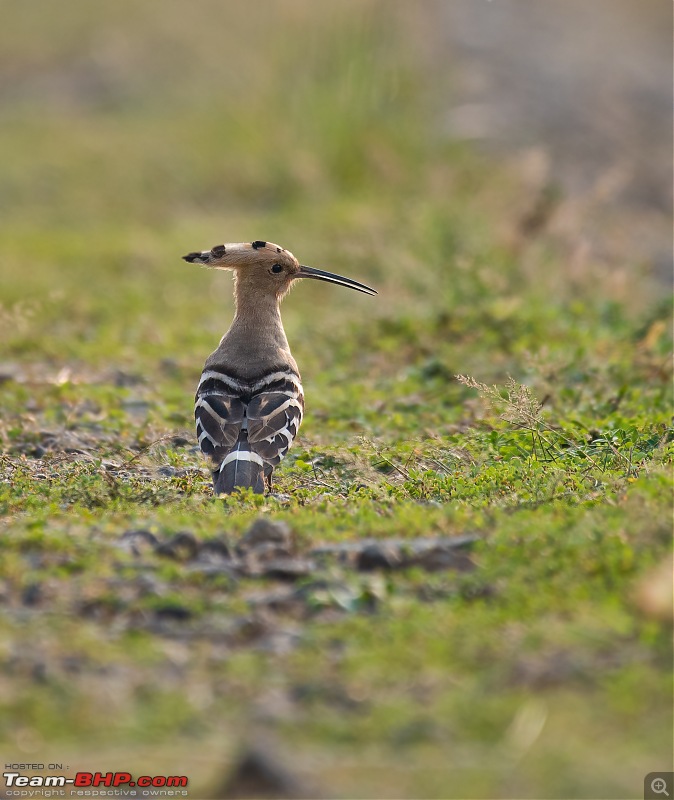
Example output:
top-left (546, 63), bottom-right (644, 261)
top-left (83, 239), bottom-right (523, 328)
top-left (0, 2), bottom-right (672, 798)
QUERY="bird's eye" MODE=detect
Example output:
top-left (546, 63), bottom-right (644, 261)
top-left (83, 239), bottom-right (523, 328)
top-left (271, 264), bottom-right (283, 274)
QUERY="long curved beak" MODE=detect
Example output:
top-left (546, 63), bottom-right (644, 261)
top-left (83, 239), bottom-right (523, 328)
top-left (297, 266), bottom-right (377, 296)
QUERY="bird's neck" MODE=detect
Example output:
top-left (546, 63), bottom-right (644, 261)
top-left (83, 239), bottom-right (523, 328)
top-left (220, 279), bottom-right (290, 357)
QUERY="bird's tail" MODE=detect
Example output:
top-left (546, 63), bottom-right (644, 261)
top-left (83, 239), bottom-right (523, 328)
top-left (213, 431), bottom-right (265, 495)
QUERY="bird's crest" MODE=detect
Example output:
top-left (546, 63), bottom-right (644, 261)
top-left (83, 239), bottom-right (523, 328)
top-left (183, 241), bottom-right (298, 270)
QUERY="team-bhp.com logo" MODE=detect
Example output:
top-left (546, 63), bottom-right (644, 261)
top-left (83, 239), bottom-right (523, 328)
top-left (4, 770), bottom-right (189, 797)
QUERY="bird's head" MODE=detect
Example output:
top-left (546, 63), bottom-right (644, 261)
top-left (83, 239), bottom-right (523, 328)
top-left (183, 240), bottom-right (376, 300)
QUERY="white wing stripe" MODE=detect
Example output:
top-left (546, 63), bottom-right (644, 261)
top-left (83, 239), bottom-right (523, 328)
top-left (251, 371), bottom-right (303, 393)
top-left (264, 425), bottom-right (294, 445)
top-left (198, 368), bottom-right (303, 395)
top-left (195, 398), bottom-right (227, 425)
top-left (198, 429), bottom-right (218, 446)
top-left (198, 370), bottom-right (247, 391)
top-left (254, 397), bottom-right (303, 420)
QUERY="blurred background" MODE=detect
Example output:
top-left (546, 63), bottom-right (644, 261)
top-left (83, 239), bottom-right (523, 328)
top-left (2, 0), bottom-right (670, 361)
top-left (0, 1), bottom-right (671, 797)
top-left (441, 0), bottom-right (672, 278)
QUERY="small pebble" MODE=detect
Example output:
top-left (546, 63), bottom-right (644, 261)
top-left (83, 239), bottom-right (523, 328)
top-left (238, 518), bottom-right (292, 551)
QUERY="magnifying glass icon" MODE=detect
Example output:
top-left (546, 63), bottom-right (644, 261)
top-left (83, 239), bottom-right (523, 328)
top-left (652, 778), bottom-right (670, 796)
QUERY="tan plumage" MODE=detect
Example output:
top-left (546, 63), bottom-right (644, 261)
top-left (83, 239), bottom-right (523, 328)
top-left (184, 241), bottom-right (376, 495)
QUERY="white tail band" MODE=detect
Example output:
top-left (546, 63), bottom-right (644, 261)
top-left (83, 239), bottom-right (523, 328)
top-left (219, 450), bottom-right (265, 471)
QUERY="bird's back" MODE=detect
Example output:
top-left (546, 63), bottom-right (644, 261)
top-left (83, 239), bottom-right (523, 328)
top-left (195, 360), bottom-right (304, 495)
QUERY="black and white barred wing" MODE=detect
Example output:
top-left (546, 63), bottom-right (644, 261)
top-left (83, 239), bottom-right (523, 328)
top-left (195, 389), bottom-right (244, 465)
top-left (247, 373), bottom-right (304, 467)
top-left (196, 384), bottom-right (266, 494)
top-left (195, 369), bottom-right (304, 495)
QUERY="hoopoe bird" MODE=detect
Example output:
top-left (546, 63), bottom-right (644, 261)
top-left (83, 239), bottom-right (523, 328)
top-left (183, 241), bottom-right (376, 495)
